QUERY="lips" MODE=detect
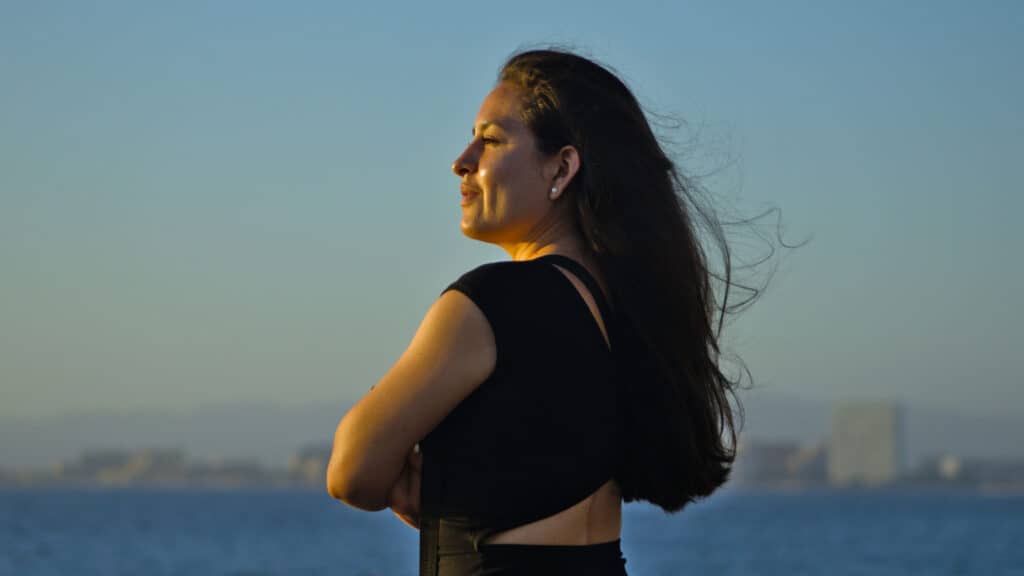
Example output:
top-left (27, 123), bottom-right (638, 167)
top-left (460, 184), bottom-right (480, 205)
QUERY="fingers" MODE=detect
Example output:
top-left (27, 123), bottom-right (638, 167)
top-left (388, 444), bottom-right (423, 531)
top-left (391, 496), bottom-right (416, 518)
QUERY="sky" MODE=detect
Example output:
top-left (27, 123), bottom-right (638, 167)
top-left (1, 1), bottom-right (1021, 424)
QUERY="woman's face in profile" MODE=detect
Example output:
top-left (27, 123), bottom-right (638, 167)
top-left (452, 82), bottom-right (554, 245)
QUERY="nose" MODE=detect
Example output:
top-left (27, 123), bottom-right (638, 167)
top-left (452, 142), bottom-right (477, 177)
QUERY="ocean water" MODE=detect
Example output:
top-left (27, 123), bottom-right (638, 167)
top-left (1, 488), bottom-right (1021, 575)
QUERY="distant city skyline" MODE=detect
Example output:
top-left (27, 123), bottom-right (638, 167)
top-left (2, 390), bottom-right (1022, 472)
top-left (7, 415), bottom-right (1022, 493)
top-left (2, 3), bottom-right (1021, 424)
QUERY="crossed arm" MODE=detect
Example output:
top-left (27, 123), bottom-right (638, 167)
top-left (326, 290), bottom-right (495, 521)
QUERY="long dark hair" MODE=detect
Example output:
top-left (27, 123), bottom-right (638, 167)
top-left (501, 49), bottom-right (781, 512)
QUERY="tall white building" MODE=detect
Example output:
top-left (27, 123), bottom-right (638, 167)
top-left (828, 401), bottom-right (904, 486)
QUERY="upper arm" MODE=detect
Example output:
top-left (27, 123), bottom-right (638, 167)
top-left (327, 289), bottom-right (495, 509)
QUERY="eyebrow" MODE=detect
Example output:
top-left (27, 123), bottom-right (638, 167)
top-left (471, 120), bottom-right (508, 136)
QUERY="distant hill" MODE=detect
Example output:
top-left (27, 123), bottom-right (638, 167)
top-left (2, 392), bottom-right (1022, 470)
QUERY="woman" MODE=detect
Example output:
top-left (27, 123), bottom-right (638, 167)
top-left (328, 48), bottom-right (744, 575)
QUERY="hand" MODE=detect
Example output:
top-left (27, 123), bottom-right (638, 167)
top-left (388, 444), bottom-right (422, 530)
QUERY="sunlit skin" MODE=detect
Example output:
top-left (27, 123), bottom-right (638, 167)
top-left (327, 81), bottom-right (621, 546)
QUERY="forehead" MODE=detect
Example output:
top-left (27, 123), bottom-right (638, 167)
top-left (474, 82), bottom-right (526, 131)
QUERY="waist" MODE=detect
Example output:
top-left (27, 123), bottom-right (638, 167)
top-left (436, 518), bottom-right (626, 573)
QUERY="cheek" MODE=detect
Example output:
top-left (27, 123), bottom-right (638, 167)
top-left (487, 157), bottom-right (543, 216)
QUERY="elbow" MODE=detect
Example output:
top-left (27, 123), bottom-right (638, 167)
top-left (324, 459), bottom-right (349, 501)
top-left (325, 449), bottom-right (389, 511)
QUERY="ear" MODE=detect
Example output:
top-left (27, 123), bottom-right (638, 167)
top-left (546, 145), bottom-right (581, 200)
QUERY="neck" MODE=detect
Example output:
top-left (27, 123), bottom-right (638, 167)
top-left (499, 218), bottom-right (587, 263)
top-left (504, 238), bottom-right (586, 262)
top-left (497, 199), bottom-right (593, 260)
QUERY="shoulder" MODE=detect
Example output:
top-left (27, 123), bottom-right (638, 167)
top-left (442, 259), bottom-right (602, 358)
top-left (440, 260), bottom-right (565, 327)
top-left (442, 260), bottom-right (556, 315)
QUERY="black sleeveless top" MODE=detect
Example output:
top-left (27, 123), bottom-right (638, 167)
top-left (418, 254), bottom-right (626, 575)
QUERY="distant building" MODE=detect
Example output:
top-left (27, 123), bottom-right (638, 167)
top-left (733, 440), bottom-right (797, 486)
top-left (55, 449), bottom-right (133, 483)
top-left (289, 443), bottom-right (333, 486)
top-left (958, 457), bottom-right (1024, 490)
top-left (128, 449), bottom-right (187, 484)
top-left (187, 458), bottom-right (271, 487)
top-left (906, 453), bottom-right (1024, 491)
top-left (904, 453), bottom-right (968, 486)
top-left (73, 450), bottom-right (133, 475)
top-left (828, 401), bottom-right (904, 486)
top-left (55, 448), bottom-right (187, 485)
top-left (733, 440), bottom-right (827, 488)
top-left (787, 443), bottom-right (828, 485)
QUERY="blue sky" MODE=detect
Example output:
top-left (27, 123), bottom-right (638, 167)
top-left (1, 1), bottom-right (1021, 421)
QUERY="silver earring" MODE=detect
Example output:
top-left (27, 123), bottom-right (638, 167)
top-left (550, 186), bottom-right (558, 199)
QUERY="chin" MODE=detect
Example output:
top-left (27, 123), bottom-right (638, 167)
top-left (460, 220), bottom-right (500, 244)
top-left (459, 223), bottom-right (485, 242)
